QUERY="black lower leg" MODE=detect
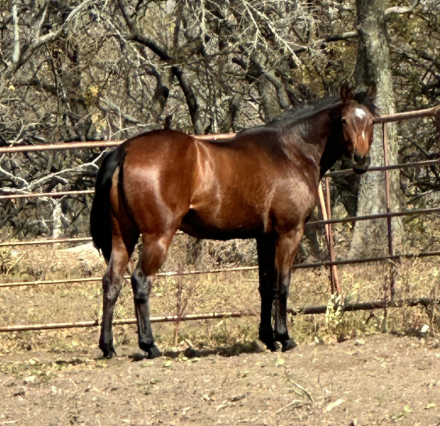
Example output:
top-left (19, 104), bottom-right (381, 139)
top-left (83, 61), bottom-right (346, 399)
top-left (99, 275), bottom-right (121, 358)
top-left (258, 283), bottom-right (278, 351)
top-left (257, 236), bottom-right (278, 351)
top-left (131, 269), bottom-right (162, 359)
top-left (274, 280), bottom-right (296, 352)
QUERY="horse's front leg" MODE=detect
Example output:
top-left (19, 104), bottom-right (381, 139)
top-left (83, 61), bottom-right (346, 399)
top-left (256, 235), bottom-right (278, 351)
top-left (274, 228), bottom-right (304, 352)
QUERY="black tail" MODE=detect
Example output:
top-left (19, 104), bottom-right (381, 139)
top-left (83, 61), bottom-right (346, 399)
top-left (90, 147), bottom-right (127, 262)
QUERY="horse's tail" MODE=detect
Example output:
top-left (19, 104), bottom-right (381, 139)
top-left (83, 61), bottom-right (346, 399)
top-left (90, 146), bottom-right (127, 262)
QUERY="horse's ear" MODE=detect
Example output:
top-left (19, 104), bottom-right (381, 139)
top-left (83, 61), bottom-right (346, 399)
top-left (366, 84), bottom-right (377, 100)
top-left (340, 82), bottom-right (353, 104)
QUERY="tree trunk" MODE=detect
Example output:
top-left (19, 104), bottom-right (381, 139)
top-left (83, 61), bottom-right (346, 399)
top-left (348, 0), bottom-right (404, 259)
top-left (258, 76), bottom-right (282, 122)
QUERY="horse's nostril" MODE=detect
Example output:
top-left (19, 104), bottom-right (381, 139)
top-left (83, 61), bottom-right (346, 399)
top-left (353, 153), bottom-right (361, 162)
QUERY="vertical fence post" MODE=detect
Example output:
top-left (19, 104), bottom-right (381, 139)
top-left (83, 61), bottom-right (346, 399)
top-left (318, 180), bottom-right (341, 294)
top-left (382, 123), bottom-right (395, 301)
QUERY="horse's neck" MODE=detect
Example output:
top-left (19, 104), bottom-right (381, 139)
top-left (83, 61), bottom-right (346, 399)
top-left (316, 109), bottom-right (344, 178)
top-left (290, 108), bottom-right (343, 178)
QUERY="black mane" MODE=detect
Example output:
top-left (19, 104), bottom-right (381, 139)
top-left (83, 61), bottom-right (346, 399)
top-left (206, 87), bottom-right (377, 143)
top-left (266, 96), bottom-right (341, 130)
top-left (267, 89), bottom-right (378, 131)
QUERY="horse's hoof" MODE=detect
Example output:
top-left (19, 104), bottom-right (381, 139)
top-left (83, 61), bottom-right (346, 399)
top-left (281, 339), bottom-right (297, 352)
top-left (139, 340), bottom-right (162, 358)
top-left (101, 347), bottom-right (117, 359)
top-left (265, 341), bottom-right (280, 352)
top-left (147, 345), bottom-right (162, 359)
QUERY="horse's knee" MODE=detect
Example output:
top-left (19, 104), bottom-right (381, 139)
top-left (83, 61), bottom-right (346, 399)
top-left (277, 274), bottom-right (290, 296)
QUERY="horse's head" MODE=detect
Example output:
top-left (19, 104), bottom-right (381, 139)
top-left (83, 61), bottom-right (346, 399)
top-left (339, 84), bottom-right (376, 174)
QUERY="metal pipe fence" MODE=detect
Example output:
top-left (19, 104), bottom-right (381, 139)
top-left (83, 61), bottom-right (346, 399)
top-left (0, 298), bottom-right (436, 333)
top-left (3, 248), bottom-right (440, 289)
top-left (1, 106), bottom-right (440, 332)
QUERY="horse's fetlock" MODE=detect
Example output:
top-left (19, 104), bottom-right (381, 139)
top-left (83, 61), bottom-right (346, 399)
top-left (99, 339), bottom-right (116, 358)
top-left (259, 325), bottom-right (276, 348)
top-left (139, 337), bottom-right (155, 349)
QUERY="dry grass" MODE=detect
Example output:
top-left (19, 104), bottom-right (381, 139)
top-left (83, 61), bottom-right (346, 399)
top-left (1, 231), bottom-right (440, 357)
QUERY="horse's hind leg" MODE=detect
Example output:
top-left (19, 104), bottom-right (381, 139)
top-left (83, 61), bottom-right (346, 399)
top-left (99, 227), bottom-right (138, 358)
top-left (131, 232), bottom-right (174, 359)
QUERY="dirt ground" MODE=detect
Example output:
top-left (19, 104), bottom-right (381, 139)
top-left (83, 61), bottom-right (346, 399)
top-left (1, 242), bottom-right (440, 425)
top-left (0, 333), bottom-right (439, 426)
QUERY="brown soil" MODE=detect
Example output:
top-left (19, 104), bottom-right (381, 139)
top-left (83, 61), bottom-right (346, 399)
top-left (1, 333), bottom-right (439, 426)
top-left (1, 236), bottom-right (440, 425)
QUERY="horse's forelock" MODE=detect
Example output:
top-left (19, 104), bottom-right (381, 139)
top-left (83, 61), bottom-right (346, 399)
top-left (352, 89), bottom-right (378, 116)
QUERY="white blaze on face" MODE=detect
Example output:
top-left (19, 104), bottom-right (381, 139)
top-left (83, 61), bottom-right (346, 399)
top-left (355, 108), bottom-right (367, 119)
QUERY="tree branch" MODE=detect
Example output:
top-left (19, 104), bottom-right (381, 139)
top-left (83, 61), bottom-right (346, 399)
top-left (385, 6), bottom-right (414, 19)
top-left (0, 0), bottom-right (93, 93)
top-left (307, 31), bottom-right (358, 53)
top-left (99, 98), bottom-right (142, 125)
top-left (33, 1), bottom-right (49, 41)
top-left (11, 0), bottom-right (20, 64)
top-left (172, 66), bottom-right (204, 134)
top-left (116, 1), bottom-right (204, 134)
top-left (130, 33), bottom-right (173, 61)
top-left (264, 70), bottom-right (290, 110)
top-left (117, 0), bottom-right (172, 61)
top-left (30, 0), bottom-right (93, 50)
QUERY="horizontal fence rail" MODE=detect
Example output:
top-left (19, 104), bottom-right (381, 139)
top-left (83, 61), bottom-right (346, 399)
top-left (373, 105), bottom-right (440, 123)
top-left (2, 156), bottom-right (440, 201)
top-left (0, 237), bottom-right (93, 247)
top-left (0, 266), bottom-right (258, 288)
top-left (0, 298), bottom-right (437, 333)
top-left (0, 133), bottom-right (237, 154)
top-left (3, 249), bottom-right (440, 289)
top-left (0, 189), bottom-right (94, 200)
top-left (2, 206), bottom-right (439, 249)
top-left (325, 158), bottom-right (440, 178)
top-left (0, 105), bottom-right (437, 153)
top-left (0, 140), bottom-right (122, 153)
top-left (0, 311), bottom-right (252, 332)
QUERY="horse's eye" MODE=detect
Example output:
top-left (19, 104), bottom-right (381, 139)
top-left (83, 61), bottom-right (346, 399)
top-left (341, 118), bottom-right (347, 125)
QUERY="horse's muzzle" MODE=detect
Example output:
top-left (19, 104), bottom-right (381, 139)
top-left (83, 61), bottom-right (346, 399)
top-left (352, 154), bottom-right (370, 174)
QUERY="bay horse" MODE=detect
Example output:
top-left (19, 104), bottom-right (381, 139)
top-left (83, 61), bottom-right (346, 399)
top-left (90, 84), bottom-right (376, 359)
